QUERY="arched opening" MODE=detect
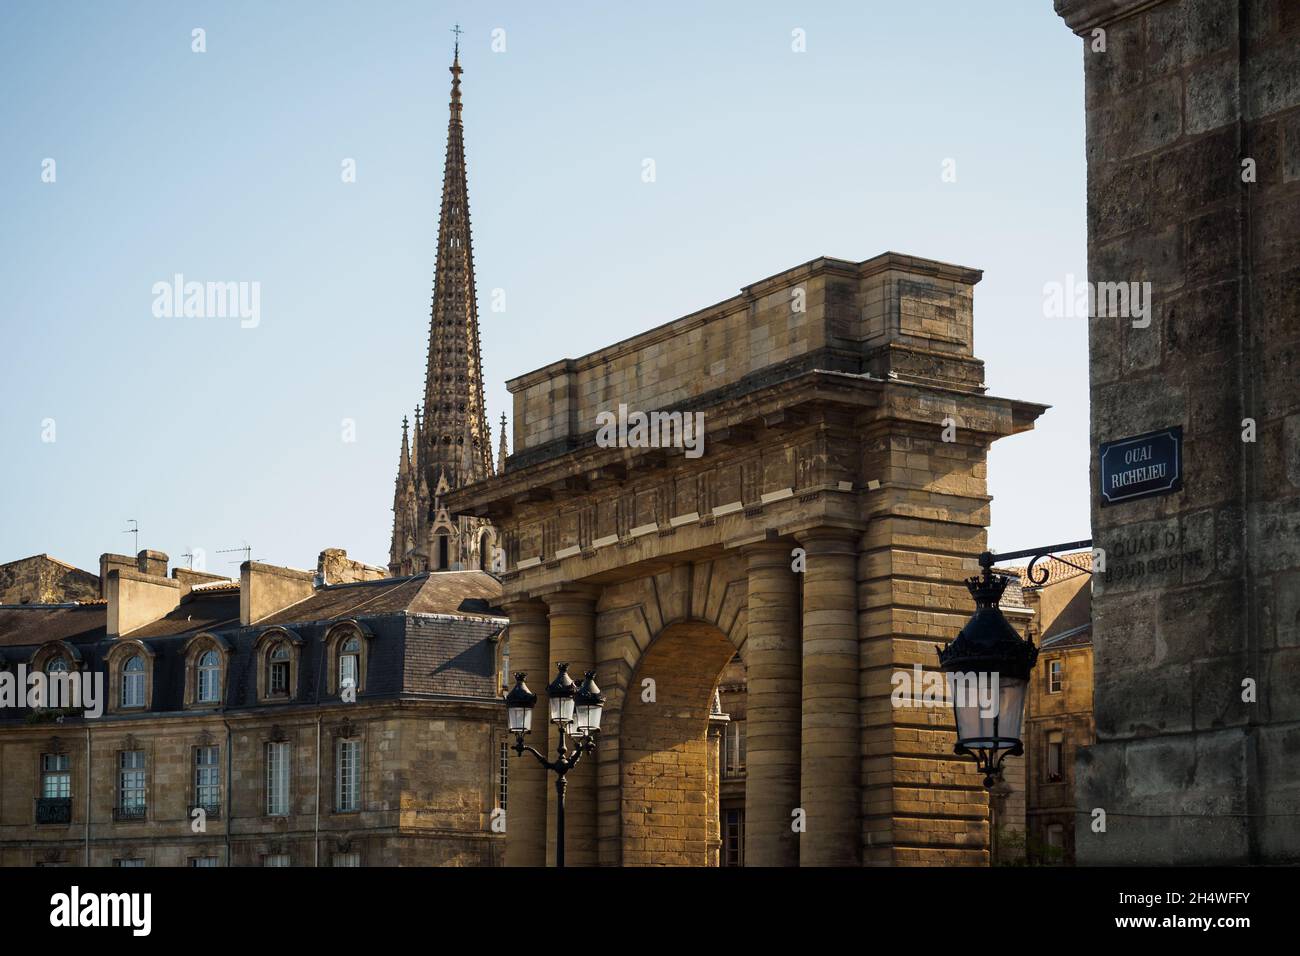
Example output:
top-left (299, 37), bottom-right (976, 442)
top-left (437, 535), bottom-right (450, 570)
top-left (619, 620), bottom-right (740, 866)
top-left (479, 531), bottom-right (491, 570)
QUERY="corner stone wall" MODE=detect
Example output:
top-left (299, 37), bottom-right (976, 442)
top-left (1055, 0), bottom-right (1300, 864)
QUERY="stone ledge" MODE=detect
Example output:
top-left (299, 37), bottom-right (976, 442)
top-left (1054, 0), bottom-right (1164, 33)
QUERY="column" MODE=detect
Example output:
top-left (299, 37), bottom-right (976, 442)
top-left (706, 712), bottom-right (727, 867)
top-left (742, 541), bottom-right (801, 867)
top-left (798, 527), bottom-right (861, 866)
top-left (502, 600), bottom-right (549, 867)
top-left (544, 587), bottom-right (599, 866)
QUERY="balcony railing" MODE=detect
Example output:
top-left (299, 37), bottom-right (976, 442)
top-left (188, 803), bottom-right (222, 820)
top-left (35, 797), bottom-right (72, 825)
top-left (113, 805), bottom-right (147, 822)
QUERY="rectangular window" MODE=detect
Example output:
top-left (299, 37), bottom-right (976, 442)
top-left (1046, 731), bottom-right (1064, 782)
top-left (270, 661), bottom-right (289, 696)
top-left (188, 857), bottom-right (218, 868)
top-left (332, 852), bottom-right (360, 867)
top-left (497, 741), bottom-right (509, 811)
top-left (198, 665), bottom-right (219, 703)
top-left (339, 654), bottom-right (357, 692)
top-left (118, 751), bottom-right (146, 814)
top-left (194, 746), bottom-right (220, 809)
top-left (723, 809), bottom-right (744, 867)
top-left (114, 859), bottom-right (145, 868)
top-left (1046, 824), bottom-right (1065, 849)
top-left (336, 738), bottom-right (360, 812)
top-left (263, 854), bottom-right (290, 867)
top-left (723, 720), bottom-right (746, 777)
top-left (266, 741), bottom-right (290, 816)
top-left (122, 667), bottom-right (145, 708)
top-left (41, 753), bottom-right (71, 799)
top-left (1047, 659), bottom-right (1063, 694)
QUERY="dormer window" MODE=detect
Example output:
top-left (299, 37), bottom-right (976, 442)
top-left (105, 642), bottom-right (154, 713)
top-left (255, 628), bottom-right (302, 703)
top-left (182, 634), bottom-right (228, 710)
top-left (325, 622), bottom-right (370, 698)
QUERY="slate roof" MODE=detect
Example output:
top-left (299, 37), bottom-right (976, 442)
top-left (259, 572), bottom-right (502, 626)
top-left (0, 604), bottom-right (107, 648)
top-left (0, 572), bottom-right (505, 720)
top-left (1041, 622), bottom-right (1093, 650)
top-left (129, 592), bottom-right (241, 638)
top-left (990, 570), bottom-right (1030, 611)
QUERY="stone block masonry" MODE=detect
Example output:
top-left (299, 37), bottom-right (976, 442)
top-left (1055, 0), bottom-right (1300, 864)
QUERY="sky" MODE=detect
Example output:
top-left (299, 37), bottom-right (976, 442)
top-left (0, 0), bottom-right (1088, 576)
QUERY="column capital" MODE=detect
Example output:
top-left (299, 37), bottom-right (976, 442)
top-left (795, 526), bottom-right (860, 553)
top-left (541, 585), bottom-right (601, 617)
top-left (742, 539), bottom-right (798, 571)
top-left (501, 598), bottom-right (549, 624)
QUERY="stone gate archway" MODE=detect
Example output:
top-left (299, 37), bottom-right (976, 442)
top-left (449, 251), bottom-right (1046, 866)
top-left (619, 620), bottom-right (739, 866)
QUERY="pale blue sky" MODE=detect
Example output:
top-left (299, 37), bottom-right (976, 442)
top-left (0, 0), bottom-right (1088, 576)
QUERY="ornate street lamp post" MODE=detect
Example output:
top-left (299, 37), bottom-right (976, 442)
top-left (504, 663), bottom-right (605, 868)
top-left (937, 556), bottom-right (1038, 789)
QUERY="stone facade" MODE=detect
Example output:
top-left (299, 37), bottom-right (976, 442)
top-left (1055, 0), bottom-right (1300, 864)
top-left (0, 555), bottom-right (99, 605)
top-left (449, 251), bottom-right (1046, 866)
top-left (0, 548), bottom-right (508, 867)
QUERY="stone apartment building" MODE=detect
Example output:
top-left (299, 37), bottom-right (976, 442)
top-left (0, 548), bottom-right (508, 867)
top-left (1054, 0), bottom-right (1300, 864)
top-left (1014, 553), bottom-right (1094, 865)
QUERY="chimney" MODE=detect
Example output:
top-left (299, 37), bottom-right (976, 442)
top-left (316, 548), bottom-right (387, 587)
top-left (98, 553), bottom-right (136, 598)
top-left (106, 567), bottom-right (181, 638)
top-left (240, 561), bottom-right (315, 626)
top-left (136, 549), bottom-right (168, 577)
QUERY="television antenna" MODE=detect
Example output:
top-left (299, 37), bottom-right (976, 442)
top-left (217, 544), bottom-right (253, 567)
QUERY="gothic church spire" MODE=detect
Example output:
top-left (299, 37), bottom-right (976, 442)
top-left (390, 40), bottom-right (495, 577)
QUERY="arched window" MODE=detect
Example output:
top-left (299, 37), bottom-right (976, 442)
top-left (438, 535), bottom-right (449, 570)
top-left (122, 656), bottom-right (145, 708)
top-left (479, 532), bottom-right (492, 571)
top-left (197, 650), bottom-right (220, 704)
top-left (268, 643), bottom-right (290, 697)
top-left (46, 657), bottom-right (69, 675)
top-left (339, 637), bottom-right (360, 695)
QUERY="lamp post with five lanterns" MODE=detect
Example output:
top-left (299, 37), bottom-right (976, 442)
top-left (504, 663), bottom-right (605, 868)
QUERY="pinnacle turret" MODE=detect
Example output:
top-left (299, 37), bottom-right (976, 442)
top-left (498, 412), bottom-right (509, 476)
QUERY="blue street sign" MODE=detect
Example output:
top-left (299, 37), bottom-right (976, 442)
top-left (1099, 426), bottom-right (1183, 506)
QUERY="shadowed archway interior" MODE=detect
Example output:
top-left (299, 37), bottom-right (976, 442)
top-left (619, 620), bottom-right (739, 866)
